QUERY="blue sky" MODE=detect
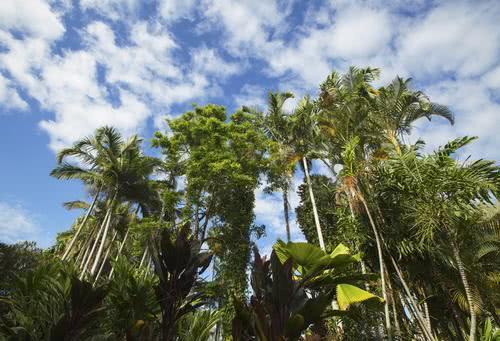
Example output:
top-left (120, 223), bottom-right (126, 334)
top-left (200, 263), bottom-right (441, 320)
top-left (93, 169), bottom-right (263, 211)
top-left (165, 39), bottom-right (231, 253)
top-left (1, 0), bottom-right (500, 252)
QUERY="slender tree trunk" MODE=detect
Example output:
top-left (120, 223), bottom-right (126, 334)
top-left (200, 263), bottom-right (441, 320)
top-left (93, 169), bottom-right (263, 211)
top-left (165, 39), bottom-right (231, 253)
top-left (108, 227), bottom-right (130, 279)
top-left (389, 255), bottom-right (434, 341)
top-left (62, 187), bottom-right (101, 261)
top-left (194, 204), bottom-right (200, 239)
top-left (302, 157), bottom-right (325, 250)
top-left (94, 230), bottom-right (118, 284)
top-left (90, 205), bottom-right (114, 276)
top-left (357, 193), bottom-right (392, 341)
top-left (452, 242), bottom-right (476, 341)
top-left (139, 248), bottom-right (148, 268)
top-left (283, 188), bottom-right (291, 242)
top-left (80, 210), bottom-right (110, 278)
top-left (386, 268), bottom-right (402, 338)
top-left (418, 286), bottom-right (434, 338)
top-left (75, 222), bottom-right (98, 266)
top-left (302, 157), bottom-right (344, 334)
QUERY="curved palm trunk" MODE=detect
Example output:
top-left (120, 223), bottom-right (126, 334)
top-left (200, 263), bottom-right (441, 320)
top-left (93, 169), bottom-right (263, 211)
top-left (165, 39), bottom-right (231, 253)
top-left (80, 210), bottom-right (110, 278)
top-left (62, 187), bottom-right (101, 261)
top-left (108, 228), bottom-right (130, 279)
top-left (302, 157), bottom-right (325, 250)
top-left (452, 242), bottom-right (476, 341)
top-left (90, 205), bottom-right (114, 276)
top-left (283, 188), bottom-right (291, 242)
top-left (94, 230), bottom-right (118, 284)
top-left (357, 193), bottom-right (392, 341)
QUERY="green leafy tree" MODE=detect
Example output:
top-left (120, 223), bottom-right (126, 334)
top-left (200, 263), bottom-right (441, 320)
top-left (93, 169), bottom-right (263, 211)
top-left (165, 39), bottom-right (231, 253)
top-left (152, 105), bottom-right (267, 334)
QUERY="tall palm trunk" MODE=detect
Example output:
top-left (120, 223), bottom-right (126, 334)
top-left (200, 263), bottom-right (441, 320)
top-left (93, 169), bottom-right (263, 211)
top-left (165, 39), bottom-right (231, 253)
top-left (283, 187), bottom-right (291, 242)
top-left (139, 248), bottom-right (148, 267)
top-left (376, 206), bottom-right (434, 341)
top-left (452, 242), bottom-right (476, 341)
top-left (75, 222), bottom-right (98, 266)
top-left (386, 270), bottom-right (402, 338)
top-left (389, 255), bottom-right (435, 341)
top-left (94, 230), bottom-right (118, 283)
top-left (90, 204), bottom-right (115, 276)
top-left (303, 156), bottom-right (344, 333)
top-left (62, 187), bottom-right (101, 261)
top-left (357, 192), bottom-right (392, 341)
top-left (302, 157), bottom-right (325, 250)
top-left (80, 210), bottom-right (110, 278)
top-left (108, 228), bottom-right (130, 279)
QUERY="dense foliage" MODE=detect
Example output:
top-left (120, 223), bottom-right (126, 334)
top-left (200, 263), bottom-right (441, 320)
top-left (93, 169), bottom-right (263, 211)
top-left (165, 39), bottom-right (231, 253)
top-left (1, 67), bottom-right (499, 340)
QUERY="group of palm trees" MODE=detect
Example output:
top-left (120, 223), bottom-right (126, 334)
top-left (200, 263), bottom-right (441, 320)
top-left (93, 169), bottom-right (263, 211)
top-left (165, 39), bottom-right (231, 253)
top-left (51, 128), bottom-right (160, 282)
top-left (1, 66), bottom-right (499, 340)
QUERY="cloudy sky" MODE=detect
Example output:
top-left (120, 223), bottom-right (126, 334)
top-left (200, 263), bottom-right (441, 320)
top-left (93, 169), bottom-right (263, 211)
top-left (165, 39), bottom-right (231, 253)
top-left (1, 0), bottom-right (499, 249)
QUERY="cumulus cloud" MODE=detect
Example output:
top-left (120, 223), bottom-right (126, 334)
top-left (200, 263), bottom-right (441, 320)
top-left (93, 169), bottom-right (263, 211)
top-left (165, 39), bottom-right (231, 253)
top-left (0, 1), bottom-right (245, 150)
top-left (0, 0), bottom-right (64, 40)
top-left (0, 202), bottom-right (48, 246)
top-left (0, 74), bottom-right (28, 110)
top-left (233, 84), bottom-right (267, 109)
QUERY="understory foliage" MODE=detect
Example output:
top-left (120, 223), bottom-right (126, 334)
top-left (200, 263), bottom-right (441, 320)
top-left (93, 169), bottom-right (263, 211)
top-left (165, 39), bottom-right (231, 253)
top-left (1, 66), bottom-right (499, 340)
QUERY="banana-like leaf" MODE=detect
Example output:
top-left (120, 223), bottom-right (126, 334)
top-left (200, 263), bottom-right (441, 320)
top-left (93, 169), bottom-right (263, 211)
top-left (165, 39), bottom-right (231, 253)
top-left (273, 241), bottom-right (326, 268)
top-left (336, 284), bottom-right (383, 310)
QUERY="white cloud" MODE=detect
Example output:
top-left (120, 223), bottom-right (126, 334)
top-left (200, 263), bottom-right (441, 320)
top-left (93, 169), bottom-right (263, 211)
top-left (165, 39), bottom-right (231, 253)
top-left (159, 0), bottom-right (197, 22)
top-left (0, 0), bottom-right (245, 150)
top-left (80, 0), bottom-right (141, 20)
top-left (192, 48), bottom-right (240, 78)
top-left (0, 0), bottom-right (64, 40)
top-left (0, 74), bottom-right (28, 110)
top-left (412, 79), bottom-right (500, 160)
top-left (397, 1), bottom-right (500, 79)
top-left (330, 6), bottom-right (392, 59)
top-left (233, 84), bottom-right (267, 109)
top-left (202, 0), bottom-right (289, 54)
top-left (0, 202), bottom-right (46, 246)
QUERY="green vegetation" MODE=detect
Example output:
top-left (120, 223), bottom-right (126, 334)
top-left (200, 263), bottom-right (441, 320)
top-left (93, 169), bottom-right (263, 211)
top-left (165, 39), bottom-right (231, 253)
top-left (1, 67), bottom-right (499, 340)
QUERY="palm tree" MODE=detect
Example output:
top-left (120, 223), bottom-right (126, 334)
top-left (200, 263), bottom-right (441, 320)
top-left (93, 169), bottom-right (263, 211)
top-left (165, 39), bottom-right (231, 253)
top-left (51, 127), bottom-right (159, 279)
top-left (263, 91), bottom-right (295, 242)
top-left (377, 137), bottom-right (500, 341)
top-left (289, 96), bottom-right (326, 251)
top-left (371, 76), bottom-right (454, 155)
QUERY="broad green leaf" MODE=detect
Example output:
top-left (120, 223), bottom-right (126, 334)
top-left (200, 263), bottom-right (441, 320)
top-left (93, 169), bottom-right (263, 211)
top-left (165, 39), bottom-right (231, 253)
top-left (336, 284), bottom-right (383, 310)
top-left (273, 241), bottom-right (326, 268)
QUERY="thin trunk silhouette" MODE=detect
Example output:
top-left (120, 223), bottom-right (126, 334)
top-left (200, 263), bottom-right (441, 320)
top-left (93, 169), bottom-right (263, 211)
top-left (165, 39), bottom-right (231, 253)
top-left (283, 188), bottom-right (291, 242)
top-left (81, 209), bottom-right (110, 278)
top-left (302, 157), bottom-right (325, 250)
top-left (62, 187), bottom-right (101, 261)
